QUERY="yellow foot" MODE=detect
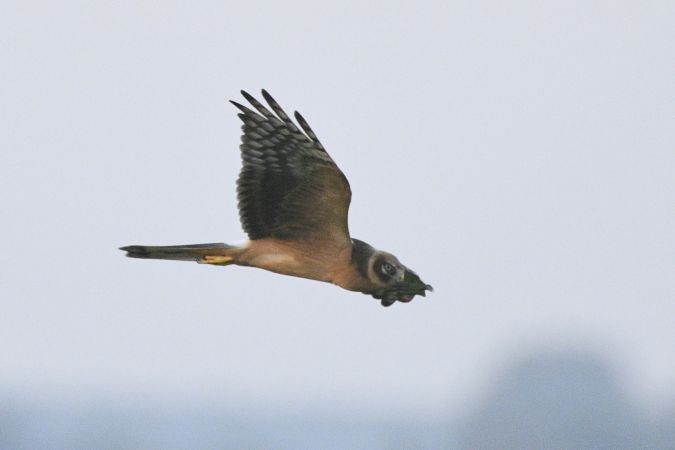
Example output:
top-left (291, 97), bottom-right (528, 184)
top-left (199, 255), bottom-right (234, 266)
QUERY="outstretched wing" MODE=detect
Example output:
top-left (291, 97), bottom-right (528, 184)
top-left (231, 90), bottom-right (352, 246)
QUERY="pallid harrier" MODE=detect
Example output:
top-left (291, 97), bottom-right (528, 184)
top-left (121, 90), bottom-right (432, 307)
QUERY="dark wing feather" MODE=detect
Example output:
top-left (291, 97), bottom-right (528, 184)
top-left (232, 90), bottom-right (352, 244)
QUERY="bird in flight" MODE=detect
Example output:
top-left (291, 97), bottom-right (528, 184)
top-left (121, 90), bottom-right (432, 306)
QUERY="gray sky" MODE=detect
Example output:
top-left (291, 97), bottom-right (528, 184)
top-left (1, 1), bottom-right (673, 418)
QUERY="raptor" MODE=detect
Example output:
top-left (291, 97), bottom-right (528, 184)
top-left (121, 90), bottom-right (432, 306)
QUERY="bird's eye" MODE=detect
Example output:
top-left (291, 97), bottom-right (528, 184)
top-left (382, 262), bottom-right (396, 276)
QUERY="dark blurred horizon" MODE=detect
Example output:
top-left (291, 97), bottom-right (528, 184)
top-left (2, 347), bottom-right (674, 449)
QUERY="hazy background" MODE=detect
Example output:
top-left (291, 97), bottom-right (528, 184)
top-left (1, 1), bottom-right (674, 448)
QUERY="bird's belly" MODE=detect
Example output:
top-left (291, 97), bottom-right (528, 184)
top-left (250, 252), bottom-right (299, 271)
top-left (243, 249), bottom-right (329, 281)
top-left (239, 241), bottom-right (334, 283)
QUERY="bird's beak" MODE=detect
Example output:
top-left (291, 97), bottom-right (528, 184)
top-left (375, 269), bottom-right (433, 307)
top-left (395, 269), bottom-right (433, 302)
top-left (404, 269), bottom-right (432, 292)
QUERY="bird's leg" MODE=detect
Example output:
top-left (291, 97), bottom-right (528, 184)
top-left (199, 255), bottom-right (235, 266)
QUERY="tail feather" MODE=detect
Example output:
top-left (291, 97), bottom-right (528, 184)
top-left (120, 243), bottom-right (233, 262)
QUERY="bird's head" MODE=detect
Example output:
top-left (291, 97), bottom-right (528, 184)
top-left (351, 239), bottom-right (433, 307)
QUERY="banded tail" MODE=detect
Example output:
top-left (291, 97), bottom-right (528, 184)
top-left (120, 243), bottom-right (237, 264)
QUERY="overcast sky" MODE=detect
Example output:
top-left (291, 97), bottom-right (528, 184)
top-left (1, 1), bottom-right (673, 419)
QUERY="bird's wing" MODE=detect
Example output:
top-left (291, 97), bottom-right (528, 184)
top-left (232, 90), bottom-right (352, 247)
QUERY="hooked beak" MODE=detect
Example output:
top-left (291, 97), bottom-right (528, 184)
top-left (402, 270), bottom-right (433, 295)
top-left (377, 269), bottom-right (433, 307)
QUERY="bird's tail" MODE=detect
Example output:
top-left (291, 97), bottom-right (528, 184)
top-left (120, 243), bottom-right (239, 265)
